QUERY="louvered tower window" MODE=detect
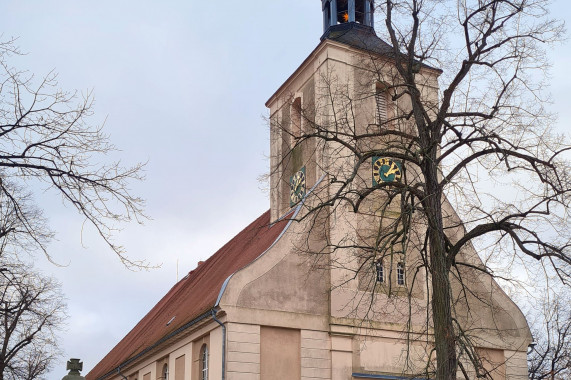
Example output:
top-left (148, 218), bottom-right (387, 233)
top-left (376, 83), bottom-right (388, 125)
top-left (292, 97), bottom-right (302, 138)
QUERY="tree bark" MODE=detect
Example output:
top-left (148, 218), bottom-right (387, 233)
top-left (423, 140), bottom-right (457, 379)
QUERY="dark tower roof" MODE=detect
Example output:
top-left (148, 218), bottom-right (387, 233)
top-left (321, 22), bottom-right (394, 57)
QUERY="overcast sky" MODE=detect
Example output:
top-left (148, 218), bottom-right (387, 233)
top-left (1, 1), bottom-right (570, 379)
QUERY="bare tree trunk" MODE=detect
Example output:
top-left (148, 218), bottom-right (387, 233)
top-left (424, 141), bottom-right (457, 379)
top-left (430, 222), bottom-right (457, 380)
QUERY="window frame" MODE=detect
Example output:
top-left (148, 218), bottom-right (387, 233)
top-left (161, 363), bottom-right (169, 380)
top-left (291, 96), bottom-right (302, 139)
top-left (200, 344), bottom-right (209, 380)
top-left (397, 262), bottom-right (405, 285)
top-left (375, 260), bottom-right (384, 283)
top-left (375, 82), bottom-right (389, 125)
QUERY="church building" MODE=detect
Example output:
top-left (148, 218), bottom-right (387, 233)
top-left (87, 1), bottom-right (532, 380)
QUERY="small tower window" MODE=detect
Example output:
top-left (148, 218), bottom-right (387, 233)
top-left (200, 344), bottom-right (209, 380)
top-left (376, 82), bottom-right (389, 125)
top-left (375, 260), bottom-right (384, 283)
top-left (397, 262), bottom-right (405, 285)
top-left (292, 97), bottom-right (302, 138)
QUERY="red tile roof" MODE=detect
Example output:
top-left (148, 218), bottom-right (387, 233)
top-left (87, 210), bottom-right (288, 380)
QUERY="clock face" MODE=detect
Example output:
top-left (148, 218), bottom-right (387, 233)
top-left (290, 167), bottom-right (306, 206)
top-left (372, 157), bottom-right (402, 185)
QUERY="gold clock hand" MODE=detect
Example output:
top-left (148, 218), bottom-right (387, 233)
top-left (383, 162), bottom-right (399, 177)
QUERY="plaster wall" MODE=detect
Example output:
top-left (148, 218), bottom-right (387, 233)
top-left (503, 350), bottom-right (529, 380)
top-left (301, 330), bottom-right (331, 379)
top-left (226, 323), bottom-right (260, 380)
top-left (219, 211), bottom-right (329, 317)
top-left (264, 38), bottom-right (530, 379)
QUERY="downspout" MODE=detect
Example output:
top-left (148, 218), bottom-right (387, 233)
top-left (211, 309), bottom-right (226, 380)
top-left (209, 175), bottom-right (325, 380)
top-left (117, 366), bottom-right (128, 380)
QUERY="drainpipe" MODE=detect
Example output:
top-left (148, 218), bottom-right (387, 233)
top-left (211, 309), bottom-right (226, 380)
top-left (117, 366), bottom-right (128, 380)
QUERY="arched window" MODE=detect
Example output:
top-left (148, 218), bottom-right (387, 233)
top-left (200, 344), bottom-right (209, 380)
top-left (161, 363), bottom-right (169, 380)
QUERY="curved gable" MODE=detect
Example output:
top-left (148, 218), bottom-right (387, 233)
top-left (87, 210), bottom-right (288, 380)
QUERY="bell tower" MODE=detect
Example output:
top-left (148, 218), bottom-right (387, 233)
top-left (322, 0), bottom-right (375, 32)
top-left (267, 0), bottom-right (389, 221)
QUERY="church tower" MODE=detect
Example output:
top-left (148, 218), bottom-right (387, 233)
top-left (266, 0), bottom-right (410, 222)
top-left (265, 2), bottom-right (532, 378)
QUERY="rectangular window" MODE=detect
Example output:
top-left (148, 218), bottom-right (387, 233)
top-left (375, 261), bottom-right (384, 283)
top-left (397, 262), bottom-right (405, 285)
top-left (376, 89), bottom-right (388, 124)
top-left (292, 97), bottom-right (302, 138)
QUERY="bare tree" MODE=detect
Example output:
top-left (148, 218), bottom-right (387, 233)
top-left (0, 38), bottom-right (147, 268)
top-left (271, 0), bottom-right (569, 379)
top-left (0, 258), bottom-right (66, 380)
top-left (528, 289), bottom-right (571, 380)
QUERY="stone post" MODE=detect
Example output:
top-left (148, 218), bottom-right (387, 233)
top-left (62, 358), bottom-right (86, 380)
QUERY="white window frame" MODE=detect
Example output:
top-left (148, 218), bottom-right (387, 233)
top-left (397, 262), bottom-right (405, 285)
top-left (375, 260), bottom-right (384, 283)
top-left (162, 363), bottom-right (169, 380)
top-left (201, 345), bottom-right (209, 380)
